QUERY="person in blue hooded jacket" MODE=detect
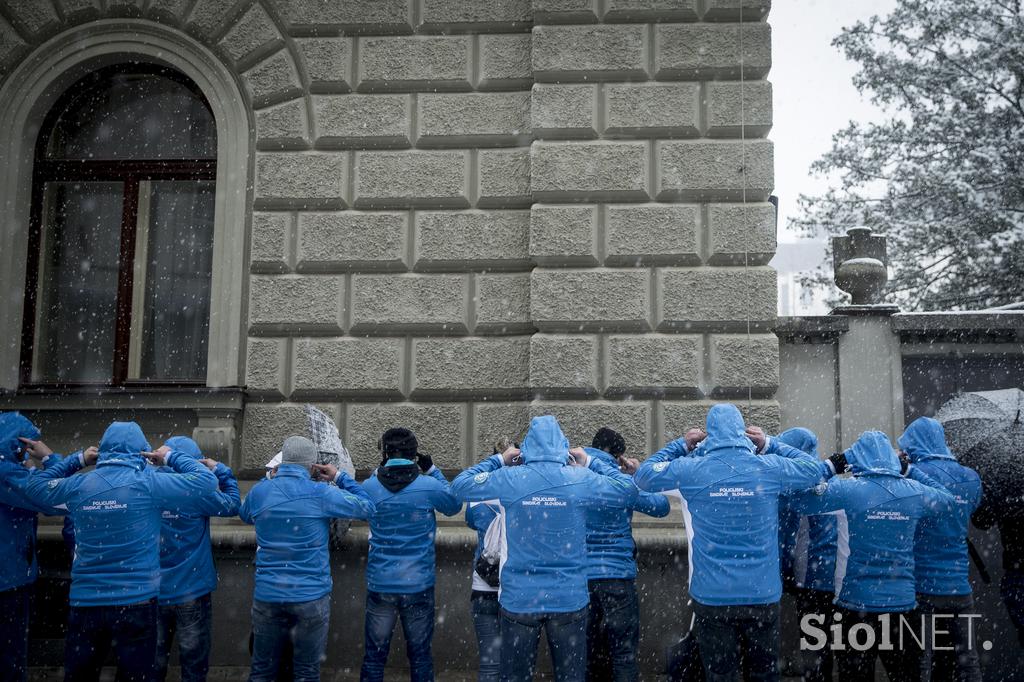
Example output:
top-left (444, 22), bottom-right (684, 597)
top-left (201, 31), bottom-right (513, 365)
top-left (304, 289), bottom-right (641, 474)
top-left (154, 435), bottom-right (241, 682)
top-left (358, 427), bottom-right (461, 682)
top-left (0, 420), bottom-right (222, 682)
top-left (787, 430), bottom-right (957, 682)
top-left (585, 427), bottom-right (670, 682)
top-left (451, 415), bottom-right (639, 682)
top-left (241, 435), bottom-right (375, 682)
top-left (897, 417), bottom-right (983, 682)
top-left (771, 427), bottom-right (841, 682)
top-left (634, 404), bottom-right (841, 682)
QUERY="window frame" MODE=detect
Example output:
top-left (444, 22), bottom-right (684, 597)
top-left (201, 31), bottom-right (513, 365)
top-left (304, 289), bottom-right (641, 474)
top-left (20, 65), bottom-right (218, 388)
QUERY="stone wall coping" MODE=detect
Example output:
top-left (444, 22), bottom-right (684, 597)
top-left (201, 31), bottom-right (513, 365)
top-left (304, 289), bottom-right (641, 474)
top-left (891, 311), bottom-right (1024, 331)
top-left (773, 315), bottom-right (850, 340)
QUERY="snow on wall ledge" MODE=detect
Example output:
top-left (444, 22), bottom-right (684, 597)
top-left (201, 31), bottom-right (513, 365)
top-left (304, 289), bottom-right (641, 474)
top-left (0, 0), bottom-right (779, 472)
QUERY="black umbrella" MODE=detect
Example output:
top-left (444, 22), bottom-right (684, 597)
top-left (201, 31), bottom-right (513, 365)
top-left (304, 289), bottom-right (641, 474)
top-left (961, 421), bottom-right (1024, 514)
top-left (935, 388), bottom-right (1024, 455)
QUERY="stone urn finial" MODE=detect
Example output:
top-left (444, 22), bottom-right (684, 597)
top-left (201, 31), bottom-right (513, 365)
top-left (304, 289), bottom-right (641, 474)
top-left (833, 227), bottom-right (888, 305)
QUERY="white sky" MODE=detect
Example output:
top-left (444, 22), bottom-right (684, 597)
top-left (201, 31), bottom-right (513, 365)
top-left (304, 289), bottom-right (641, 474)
top-left (769, 0), bottom-right (899, 243)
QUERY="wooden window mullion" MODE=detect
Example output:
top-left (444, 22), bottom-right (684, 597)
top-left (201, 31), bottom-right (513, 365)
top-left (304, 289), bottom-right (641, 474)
top-left (111, 176), bottom-right (140, 386)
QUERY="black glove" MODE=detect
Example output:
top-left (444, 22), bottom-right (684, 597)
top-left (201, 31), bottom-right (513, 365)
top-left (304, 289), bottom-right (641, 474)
top-left (417, 453), bottom-right (434, 473)
top-left (828, 452), bottom-right (849, 475)
top-left (899, 453), bottom-right (910, 476)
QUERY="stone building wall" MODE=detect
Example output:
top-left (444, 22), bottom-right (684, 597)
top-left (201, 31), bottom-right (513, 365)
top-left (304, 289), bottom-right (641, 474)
top-left (0, 0), bottom-right (779, 473)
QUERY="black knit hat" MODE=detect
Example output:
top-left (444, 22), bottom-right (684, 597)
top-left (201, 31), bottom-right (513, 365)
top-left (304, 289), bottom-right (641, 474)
top-left (380, 427), bottom-right (418, 460)
top-left (592, 427), bottom-right (626, 456)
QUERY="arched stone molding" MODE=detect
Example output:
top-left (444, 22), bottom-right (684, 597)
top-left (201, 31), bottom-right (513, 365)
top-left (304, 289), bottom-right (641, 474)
top-left (0, 18), bottom-right (253, 389)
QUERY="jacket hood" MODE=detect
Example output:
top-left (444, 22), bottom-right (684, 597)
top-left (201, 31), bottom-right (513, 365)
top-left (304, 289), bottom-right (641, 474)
top-left (703, 404), bottom-right (755, 454)
top-left (378, 461), bottom-right (420, 493)
top-left (98, 421), bottom-right (151, 469)
top-left (164, 435), bottom-right (202, 459)
top-left (778, 427), bottom-right (819, 458)
top-left (584, 446), bottom-right (615, 466)
top-left (0, 412), bottom-right (40, 463)
top-left (846, 431), bottom-right (901, 476)
top-left (897, 417), bottom-right (954, 463)
top-left (519, 416), bottom-right (570, 464)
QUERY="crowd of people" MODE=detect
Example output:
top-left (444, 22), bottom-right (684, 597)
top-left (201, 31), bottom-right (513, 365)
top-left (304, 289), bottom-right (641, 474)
top-left (0, 403), bottom-right (1008, 682)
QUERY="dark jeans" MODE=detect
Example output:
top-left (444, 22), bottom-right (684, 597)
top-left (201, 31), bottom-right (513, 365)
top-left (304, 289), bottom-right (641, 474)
top-left (471, 591), bottom-right (501, 682)
top-left (64, 599), bottom-right (159, 682)
top-left (155, 593), bottom-right (213, 682)
top-left (586, 579), bottom-right (640, 682)
top-left (834, 608), bottom-right (918, 682)
top-left (499, 605), bottom-right (588, 682)
top-left (360, 587), bottom-right (435, 682)
top-left (249, 594), bottom-right (331, 682)
top-left (693, 601), bottom-right (779, 682)
top-left (793, 588), bottom-right (834, 682)
top-left (0, 584), bottom-right (31, 682)
top-left (913, 593), bottom-right (982, 682)
top-left (1002, 569), bottom-right (1024, 646)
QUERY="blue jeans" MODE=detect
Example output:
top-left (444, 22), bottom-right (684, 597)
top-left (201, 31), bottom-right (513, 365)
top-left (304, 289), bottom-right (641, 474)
top-left (64, 598), bottom-right (159, 682)
top-left (913, 593), bottom-right (982, 682)
top-left (360, 587), bottom-right (435, 682)
top-left (693, 601), bottom-right (779, 682)
top-left (0, 585), bottom-right (31, 682)
top-left (471, 591), bottom-right (501, 682)
top-left (155, 593), bottom-right (212, 682)
top-left (249, 595), bottom-right (331, 682)
top-left (586, 579), bottom-right (639, 682)
top-left (499, 606), bottom-right (588, 682)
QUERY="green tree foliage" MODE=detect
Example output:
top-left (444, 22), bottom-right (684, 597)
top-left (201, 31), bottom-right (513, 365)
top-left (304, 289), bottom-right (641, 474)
top-left (794, 0), bottom-right (1024, 310)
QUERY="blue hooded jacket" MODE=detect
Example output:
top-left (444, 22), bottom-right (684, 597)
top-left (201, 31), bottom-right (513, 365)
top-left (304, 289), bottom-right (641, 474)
top-left (452, 416), bottom-right (639, 614)
top-left (898, 417), bottom-right (982, 596)
top-left (0, 421), bottom-right (223, 606)
top-left (240, 464), bottom-right (375, 603)
top-left (158, 436), bottom-right (240, 605)
top-left (585, 447), bottom-right (670, 580)
top-left (790, 430), bottom-right (956, 612)
top-left (361, 460), bottom-right (461, 594)
top-left (635, 404), bottom-right (834, 607)
top-left (777, 428), bottom-right (840, 594)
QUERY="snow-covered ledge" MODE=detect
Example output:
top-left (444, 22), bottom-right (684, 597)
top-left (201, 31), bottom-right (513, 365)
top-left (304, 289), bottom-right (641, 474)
top-left (0, 19), bottom-right (252, 390)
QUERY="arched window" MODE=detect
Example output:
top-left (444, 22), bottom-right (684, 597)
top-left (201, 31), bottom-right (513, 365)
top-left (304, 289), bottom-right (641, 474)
top-left (21, 65), bottom-right (217, 385)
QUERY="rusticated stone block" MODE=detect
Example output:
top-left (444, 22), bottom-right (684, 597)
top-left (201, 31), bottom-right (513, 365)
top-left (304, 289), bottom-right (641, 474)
top-left (603, 0), bottom-right (699, 22)
top-left (479, 34), bottom-right (532, 90)
top-left (702, 0), bottom-right (771, 22)
top-left (314, 95), bottom-right (411, 148)
top-left (606, 335), bottom-right (702, 397)
top-left (656, 23), bottom-right (771, 79)
top-left (297, 212), bottom-right (408, 272)
top-left (346, 403), bottom-right (466, 469)
top-left (415, 210), bottom-right (530, 271)
top-left (0, 15), bottom-right (28, 72)
top-left (147, 0), bottom-right (190, 21)
top-left (417, 92), bottom-right (531, 147)
top-left (255, 152), bottom-right (348, 208)
top-left (249, 275), bottom-right (344, 331)
top-left (532, 84), bottom-right (597, 140)
top-left (292, 338), bottom-right (404, 398)
top-left (604, 83), bottom-right (700, 138)
top-left (530, 401), bottom-right (651, 456)
top-left (355, 151), bottom-right (469, 208)
top-left (529, 204), bottom-right (599, 266)
top-left (478, 148), bottom-right (532, 208)
top-left (706, 81), bottom-right (773, 138)
top-left (709, 334), bottom-right (779, 397)
top-left (246, 338), bottom-right (288, 396)
top-left (255, 99), bottom-right (310, 149)
top-left (296, 38), bottom-right (352, 92)
top-left (475, 273), bottom-right (533, 332)
top-left (532, 0), bottom-right (599, 23)
top-left (707, 203), bottom-right (776, 265)
top-left (351, 274), bottom-right (469, 332)
top-left (241, 403), bottom-right (322, 470)
top-left (419, 0), bottom-right (532, 30)
top-left (532, 142), bottom-right (649, 201)
top-left (242, 49), bottom-right (302, 105)
top-left (411, 337), bottom-right (531, 397)
top-left (269, 0), bottom-right (413, 32)
top-left (657, 140), bottom-right (774, 201)
top-left (186, 0), bottom-right (236, 37)
top-left (251, 212), bottom-right (291, 271)
top-left (473, 402), bottom-right (530, 462)
top-left (657, 267), bottom-right (777, 330)
top-left (529, 334), bottom-right (599, 396)
top-left (359, 36), bottom-right (471, 91)
top-left (57, 0), bottom-right (101, 21)
top-left (219, 2), bottom-right (280, 64)
top-left (533, 25), bottom-right (648, 82)
top-left (660, 400), bottom-right (780, 443)
top-left (531, 269), bottom-right (650, 330)
top-left (605, 204), bottom-right (700, 266)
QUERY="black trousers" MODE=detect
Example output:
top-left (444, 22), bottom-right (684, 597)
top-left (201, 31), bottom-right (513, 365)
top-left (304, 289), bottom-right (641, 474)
top-left (0, 584), bottom-right (31, 682)
top-left (834, 608), bottom-right (918, 682)
top-left (793, 588), bottom-right (835, 682)
top-left (693, 601), bottom-right (780, 682)
top-left (64, 598), bottom-right (159, 682)
top-left (586, 578), bottom-right (640, 682)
